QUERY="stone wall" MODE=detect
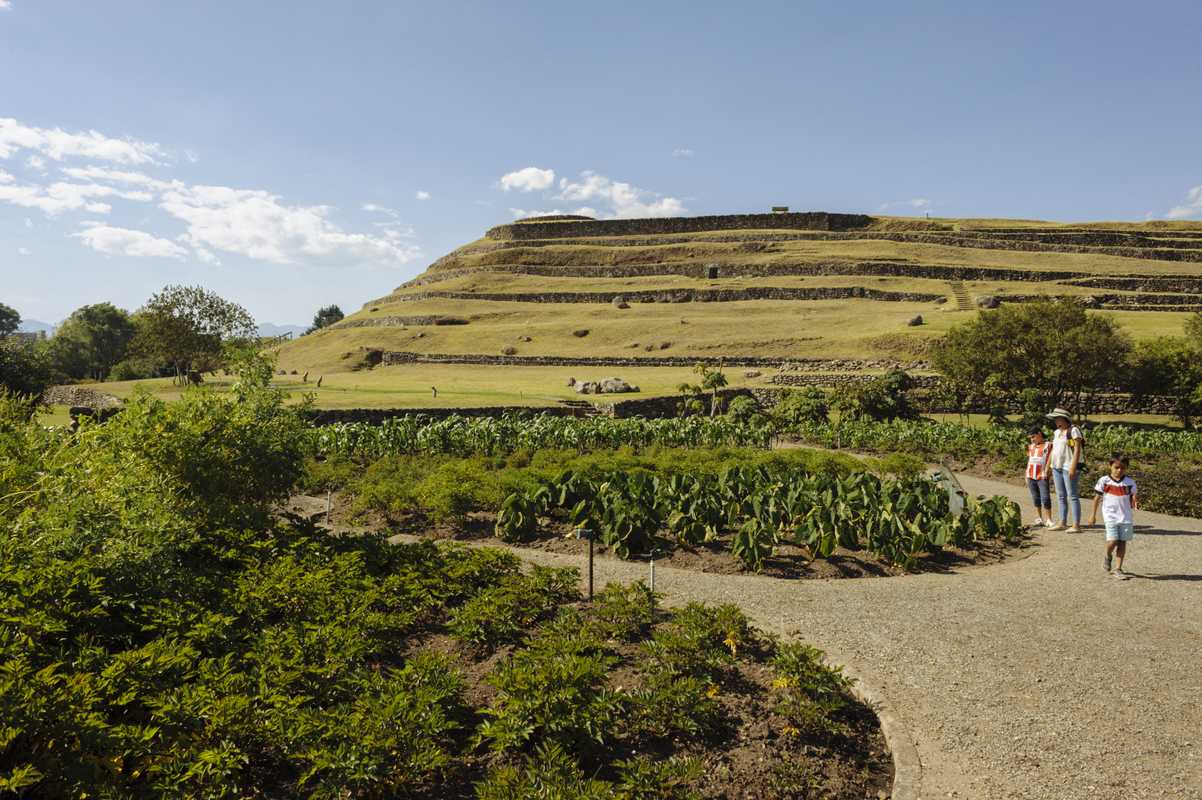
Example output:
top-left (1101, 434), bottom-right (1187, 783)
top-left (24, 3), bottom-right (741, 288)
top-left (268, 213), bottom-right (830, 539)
top-left (485, 212), bottom-right (874, 241)
top-left (332, 315), bottom-right (470, 329)
top-left (396, 259), bottom-right (1098, 290)
top-left (42, 385), bottom-right (121, 409)
top-left (380, 351), bottom-right (920, 370)
top-left (387, 285), bottom-right (945, 305)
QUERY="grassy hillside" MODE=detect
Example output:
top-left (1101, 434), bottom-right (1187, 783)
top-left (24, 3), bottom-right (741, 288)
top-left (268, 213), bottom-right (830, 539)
top-left (267, 213), bottom-right (1201, 410)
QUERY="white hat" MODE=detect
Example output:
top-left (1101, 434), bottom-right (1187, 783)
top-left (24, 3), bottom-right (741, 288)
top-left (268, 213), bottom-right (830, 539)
top-left (1045, 407), bottom-right (1073, 422)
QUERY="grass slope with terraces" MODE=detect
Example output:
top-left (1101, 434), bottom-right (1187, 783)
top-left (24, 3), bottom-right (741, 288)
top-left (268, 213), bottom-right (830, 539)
top-left (272, 212), bottom-right (1202, 408)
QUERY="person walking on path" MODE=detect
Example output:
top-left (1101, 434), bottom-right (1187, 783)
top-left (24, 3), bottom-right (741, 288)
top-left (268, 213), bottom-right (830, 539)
top-left (1047, 408), bottom-right (1084, 532)
top-left (1089, 454), bottom-right (1138, 579)
top-left (1025, 427), bottom-right (1054, 528)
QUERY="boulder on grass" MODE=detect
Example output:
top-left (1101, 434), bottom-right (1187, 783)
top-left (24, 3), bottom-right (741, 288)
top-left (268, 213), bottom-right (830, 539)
top-left (567, 377), bottom-right (577, 387)
top-left (744, 369), bottom-right (762, 378)
top-left (975, 295), bottom-right (1000, 309)
top-left (572, 328), bottom-right (590, 338)
top-left (501, 346), bottom-right (517, 355)
top-left (612, 295), bottom-right (629, 309)
top-left (908, 315), bottom-right (924, 326)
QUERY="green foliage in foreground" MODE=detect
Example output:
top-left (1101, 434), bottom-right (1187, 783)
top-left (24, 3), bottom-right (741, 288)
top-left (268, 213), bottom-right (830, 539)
top-left (338, 445), bottom-right (862, 524)
top-left (497, 462), bottom-right (1023, 571)
top-left (789, 418), bottom-right (1202, 460)
top-left (313, 413), bottom-right (772, 459)
top-left (0, 374), bottom-right (879, 798)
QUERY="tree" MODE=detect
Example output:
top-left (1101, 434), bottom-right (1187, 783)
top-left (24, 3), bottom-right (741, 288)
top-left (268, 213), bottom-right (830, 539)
top-left (0, 302), bottom-right (19, 336)
top-left (676, 363), bottom-right (729, 417)
top-left (1128, 337), bottom-right (1202, 429)
top-left (772, 387), bottom-right (830, 426)
top-left (47, 303), bottom-right (136, 381)
top-left (0, 337), bottom-right (54, 396)
top-left (1186, 311), bottom-right (1202, 350)
top-left (131, 286), bottom-right (257, 383)
top-left (932, 299), bottom-right (1131, 413)
top-left (307, 304), bottom-right (344, 333)
top-left (833, 369), bottom-right (919, 422)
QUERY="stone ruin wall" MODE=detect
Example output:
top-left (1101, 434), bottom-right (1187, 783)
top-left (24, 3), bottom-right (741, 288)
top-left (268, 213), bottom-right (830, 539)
top-left (486, 212), bottom-right (874, 241)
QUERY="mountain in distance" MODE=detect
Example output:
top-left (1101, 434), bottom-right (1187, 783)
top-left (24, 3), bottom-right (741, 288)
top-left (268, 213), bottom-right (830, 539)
top-left (257, 322), bottom-right (307, 339)
top-left (17, 319), bottom-right (56, 334)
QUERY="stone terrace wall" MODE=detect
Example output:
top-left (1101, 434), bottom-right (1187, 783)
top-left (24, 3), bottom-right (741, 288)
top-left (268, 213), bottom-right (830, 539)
top-left (397, 259), bottom-right (1104, 290)
top-left (486, 212), bottom-right (874, 241)
top-left (389, 286), bottom-right (945, 305)
top-left (380, 351), bottom-right (922, 370)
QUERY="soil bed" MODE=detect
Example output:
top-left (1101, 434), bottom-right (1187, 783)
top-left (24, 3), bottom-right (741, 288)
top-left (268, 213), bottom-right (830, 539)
top-left (287, 494), bottom-right (1034, 580)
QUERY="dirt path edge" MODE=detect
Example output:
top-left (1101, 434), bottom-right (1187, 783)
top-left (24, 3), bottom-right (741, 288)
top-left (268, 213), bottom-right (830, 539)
top-left (834, 659), bottom-right (922, 800)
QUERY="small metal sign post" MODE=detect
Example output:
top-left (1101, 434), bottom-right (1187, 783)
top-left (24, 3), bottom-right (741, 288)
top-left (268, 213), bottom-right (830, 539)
top-left (648, 547), bottom-right (661, 593)
top-left (575, 527), bottom-right (596, 601)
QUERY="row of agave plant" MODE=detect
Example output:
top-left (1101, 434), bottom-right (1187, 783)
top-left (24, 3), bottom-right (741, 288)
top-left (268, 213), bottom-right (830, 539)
top-left (495, 464), bottom-right (1023, 571)
top-left (312, 413), bottom-right (773, 458)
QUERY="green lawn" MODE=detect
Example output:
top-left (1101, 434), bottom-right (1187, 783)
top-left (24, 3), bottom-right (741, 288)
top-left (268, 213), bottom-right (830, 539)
top-left (102, 364), bottom-right (775, 410)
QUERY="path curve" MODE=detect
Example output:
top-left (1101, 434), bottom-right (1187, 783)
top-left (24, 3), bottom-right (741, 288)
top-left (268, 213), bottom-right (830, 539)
top-left (401, 474), bottom-right (1201, 799)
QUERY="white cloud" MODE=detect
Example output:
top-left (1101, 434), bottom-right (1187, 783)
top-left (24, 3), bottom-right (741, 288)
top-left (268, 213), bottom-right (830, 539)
top-left (72, 223), bottom-right (188, 259)
top-left (160, 184), bottom-right (420, 266)
top-left (17, 247), bottom-right (31, 256)
top-left (26, 155), bottom-right (46, 170)
top-left (555, 170), bottom-right (685, 218)
top-left (0, 118), bottom-right (165, 164)
top-left (500, 166), bottom-right (555, 192)
top-left (0, 173), bottom-right (152, 216)
top-left (59, 166), bottom-right (176, 191)
top-left (24, 216), bottom-right (32, 227)
top-left (183, 149), bottom-right (200, 164)
top-left (672, 148), bottom-right (695, 158)
top-left (194, 246), bottom-right (221, 265)
top-left (362, 202), bottom-right (399, 218)
top-left (878, 197), bottom-right (932, 212)
top-left (415, 190), bottom-right (431, 201)
top-left (1166, 186), bottom-right (1202, 220)
top-left (0, 2), bottom-right (11, 10)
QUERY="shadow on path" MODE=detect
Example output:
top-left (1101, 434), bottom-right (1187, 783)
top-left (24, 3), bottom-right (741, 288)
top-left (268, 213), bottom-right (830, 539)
top-left (1128, 572), bottom-right (1202, 582)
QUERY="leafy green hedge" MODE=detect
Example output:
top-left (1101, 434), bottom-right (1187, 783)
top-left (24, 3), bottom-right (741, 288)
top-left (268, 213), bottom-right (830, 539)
top-left (790, 419), bottom-right (1202, 460)
top-left (312, 413), bottom-right (773, 458)
top-left (496, 463), bottom-right (1022, 571)
top-left (1, 377), bottom-right (886, 798)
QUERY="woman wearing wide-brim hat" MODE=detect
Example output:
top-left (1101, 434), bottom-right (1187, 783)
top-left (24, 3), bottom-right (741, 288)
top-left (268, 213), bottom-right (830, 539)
top-left (1046, 408), bottom-right (1084, 532)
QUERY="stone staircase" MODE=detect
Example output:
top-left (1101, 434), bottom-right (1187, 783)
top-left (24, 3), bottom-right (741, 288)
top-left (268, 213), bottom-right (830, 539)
top-left (557, 399), bottom-right (603, 417)
top-left (947, 280), bottom-right (974, 311)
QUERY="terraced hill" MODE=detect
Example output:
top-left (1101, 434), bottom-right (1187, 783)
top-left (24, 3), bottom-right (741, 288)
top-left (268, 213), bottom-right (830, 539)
top-left (274, 212), bottom-right (1202, 408)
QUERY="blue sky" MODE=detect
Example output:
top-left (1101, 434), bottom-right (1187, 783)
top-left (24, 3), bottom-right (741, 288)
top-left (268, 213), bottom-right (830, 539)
top-left (2, 1), bottom-right (1201, 326)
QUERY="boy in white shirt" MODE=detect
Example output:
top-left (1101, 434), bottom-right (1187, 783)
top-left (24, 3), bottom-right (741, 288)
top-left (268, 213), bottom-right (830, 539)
top-left (1089, 455), bottom-right (1139, 579)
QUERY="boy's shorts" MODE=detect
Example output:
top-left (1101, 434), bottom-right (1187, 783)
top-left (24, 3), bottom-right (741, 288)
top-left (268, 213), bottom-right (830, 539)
top-left (1104, 522), bottom-right (1134, 542)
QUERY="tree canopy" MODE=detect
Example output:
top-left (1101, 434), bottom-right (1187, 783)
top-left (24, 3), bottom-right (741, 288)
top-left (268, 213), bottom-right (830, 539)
top-left (131, 286), bottom-right (257, 382)
top-left (307, 304), bottom-right (344, 333)
top-left (0, 302), bottom-right (19, 337)
top-left (931, 299), bottom-right (1131, 414)
top-left (1128, 336), bottom-right (1202, 429)
top-left (48, 303), bottom-right (136, 381)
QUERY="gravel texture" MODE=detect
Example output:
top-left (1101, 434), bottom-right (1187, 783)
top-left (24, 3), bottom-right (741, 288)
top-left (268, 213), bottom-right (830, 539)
top-left (397, 473), bottom-right (1202, 799)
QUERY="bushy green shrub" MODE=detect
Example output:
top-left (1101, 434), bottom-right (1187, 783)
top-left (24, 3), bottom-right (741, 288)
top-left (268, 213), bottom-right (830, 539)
top-left (770, 643), bottom-right (851, 738)
top-left (476, 619), bottom-right (622, 754)
top-left (447, 567), bottom-right (580, 652)
top-left (772, 386), bottom-right (829, 426)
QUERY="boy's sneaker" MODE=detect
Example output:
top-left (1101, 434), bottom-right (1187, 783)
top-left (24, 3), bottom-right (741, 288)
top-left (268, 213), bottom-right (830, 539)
top-left (1048, 522), bottom-right (1066, 531)
top-left (1104, 553), bottom-right (1112, 572)
top-left (1112, 569), bottom-right (1130, 580)
top-left (1044, 518), bottom-right (1057, 529)
top-left (1066, 525), bottom-right (1081, 533)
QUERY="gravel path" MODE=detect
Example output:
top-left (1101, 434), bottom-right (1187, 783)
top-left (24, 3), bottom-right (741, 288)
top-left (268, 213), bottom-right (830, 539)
top-left (404, 474), bottom-right (1201, 799)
